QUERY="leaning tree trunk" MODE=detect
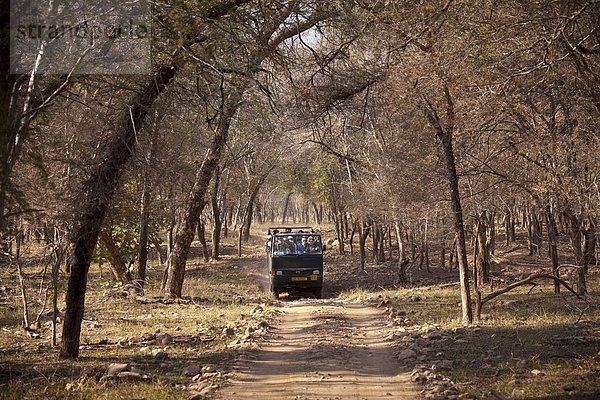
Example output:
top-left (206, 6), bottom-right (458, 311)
top-left (197, 219), bottom-right (210, 262)
top-left (99, 231), bottom-right (132, 284)
top-left (238, 170), bottom-right (272, 257)
top-left (423, 85), bottom-right (472, 324)
top-left (440, 133), bottom-right (473, 323)
top-left (60, 63), bottom-right (177, 359)
top-left (281, 192), bottom-right (292, 224)
top-left (163, 89), bottom-right (242, 298)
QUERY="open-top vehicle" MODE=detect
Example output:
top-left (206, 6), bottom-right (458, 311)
top-left (265, 226), bottom-right (324, 298)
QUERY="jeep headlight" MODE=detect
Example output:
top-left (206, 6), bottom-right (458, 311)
top-left (313, 270), bottom-right (320, 275)
top-left (276, 271), bottom-right (283, 276)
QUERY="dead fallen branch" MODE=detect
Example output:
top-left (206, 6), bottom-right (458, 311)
top-left (475, 271), bottom-right (587, 321)
top-left (481, 272), bottom-right (584, 305)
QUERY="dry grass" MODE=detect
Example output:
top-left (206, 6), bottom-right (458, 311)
top-left (339, 256), bottom-right (600, 399)
top-left (0, 237), bottom-right (272, 400)
top-left (1, 225), bottom-right (599, 399)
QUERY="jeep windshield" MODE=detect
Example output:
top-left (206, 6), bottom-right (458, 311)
top-left (272, 233), bottom-right (323, 256)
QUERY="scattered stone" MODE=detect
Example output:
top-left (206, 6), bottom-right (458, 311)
top-left (222, 327), bottom-right (235, 336)
top-left (117, 371), bottom-right (148, 380)
top-left (157, 333), bottom-right (172, 345)
top-left (424, 330), bottom-right (445, 340)
top-left (425, 394), bottom-right (448, 400)
top-left (198, 384), bottom-right (219, 395)
top-left (434, 360), bottom-right (453, 370)
top-left (258, 320), bottom-right (270, 329)
top-left (152, 349), bottom-right (168, 361)
top-left (183, 363), bottom-right (201, 377)
top-left (562, 384), bottom-right (576, 392)
top-left (531, 369), bottom-right (544, 376)
top-left (245, 326), bottom-right (256, 335)
top-left (399, 349), bottom-right (417, 360)
top-left (106, 363), bottom-right (129, 376)
top-left (444, 386), bottom-right (459, 395)
top-left (202, 365), bottom-right (216, 373)
top-left (251, 305), bottom-right (264, 314)
top-left (130, 366), bottom-right (143, 374)
top-left (142, 333), bottom-right (156, 341)
top-left (490, 390), bottom-right (509, 400)
top-left (192, 372), bottom-right (217, 382)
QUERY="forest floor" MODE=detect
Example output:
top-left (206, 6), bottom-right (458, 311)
top-left (0, 224), bottom-right (598, 399)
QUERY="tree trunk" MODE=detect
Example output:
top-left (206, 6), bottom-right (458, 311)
top-left (440, 234), bottom-right (446, 269)
top-left (395, 221), bottom-right (407, 284)
top-left (359, 220), bottom-right (370, 271)
top-left (527, 207), bottom-right (543, 256)
top-left (349, 221), bottom-right (357, 255)
top-left (197, 219), bottom-right (210, 262)
top-left (372, 221), bottom-right (379, 263)
top-left (281, 192), bottom-right (292, 224)
top-left (338, 210), bottom-right (346, 255)
top-left (583, 220), bottom-right (596, 270)
top-left (99, 231), bottom-right (132, 284)
top-left (60, 63), bottom-right (177, 359)
top-left (163, 88), bottom-right (242, 298)
top-left (448, 235), bottom-right (455, 272)
top-left (312, 202), bottom-right (322, 224)
top-left (487, 210), bottom-right (496, 255)
top-left (166, 207), bottom-right (176, 256)
top-left (136, 185), bottom-right (150, 286)
top-left (504, 205), bottom-right (515, 245)
top-left (424, 216), bottom-right (430, 273)
top-left (151, 237), bottom-right (164, 266)
top-left (545, 205), bottom-right (560, 293)
top-left (441, 132), bottom-right (473, 323)
top-left (423, 84), bottom-right (473, 323)
top-left (564, 207), bottom-right (587, 295)
top-left (387, 225), bottom-right (393, 262)
top-left (210, 171), bottom-right (222, 260)
top-left (240, 170), bottom-right (271, 247)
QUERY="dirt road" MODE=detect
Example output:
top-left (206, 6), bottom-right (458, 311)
top-left (216, 300), bottom-right (421, 399)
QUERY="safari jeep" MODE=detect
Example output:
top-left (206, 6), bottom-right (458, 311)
top-left (265, 226), bottom-right (324, 299)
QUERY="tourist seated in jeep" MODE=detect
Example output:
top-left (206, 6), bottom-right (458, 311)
top-left (275, 236), bottom-right (296, 255)
top-left (266, 226), bottom-right (324, 298)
